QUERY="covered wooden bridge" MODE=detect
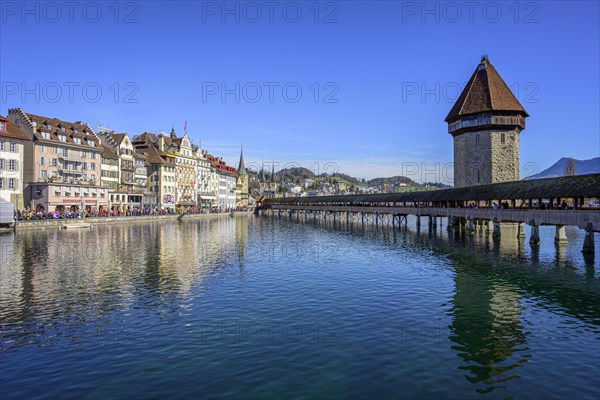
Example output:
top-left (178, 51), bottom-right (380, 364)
top-left (257, 174), bottom-right (600, 255)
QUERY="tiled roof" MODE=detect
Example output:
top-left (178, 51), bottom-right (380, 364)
top-left (101, 144), bottom-right (119, 159)
top-left (445, 57), bottom-right (528, 122)
top-left (10, 109), bottom-right (99, 150)
top-left (0, 116), bottom-right (30, 142)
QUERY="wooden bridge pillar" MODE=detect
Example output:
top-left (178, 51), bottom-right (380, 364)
top-left (582, 223), bottom-right (595, 255)
top-left (416, 215), bottom-right (421, 229)
top-left (529, 222), bottom-right (541, 247)
top-left (493, 219), bottom-right (501, 239)
top-left (517, 222), bottom-right (526, 238)
top-left (447, 216), bottom-right (453, 231)
top-left (554, 225), bottom-right (567, 245)
top-left (466, 217), bottom-right (474, 235)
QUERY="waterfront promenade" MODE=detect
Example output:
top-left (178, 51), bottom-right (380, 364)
top-left (5, 211), bottom-right (252, 231)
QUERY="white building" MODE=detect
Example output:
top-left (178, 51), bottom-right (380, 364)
top-left (195, 148), bottom-right (215, 209)
top-left (0, 115), bottom-right (30, 211)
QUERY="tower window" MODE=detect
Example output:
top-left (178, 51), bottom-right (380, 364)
top-left (501, 133), bottom-right (506, 144)
top-left (475, 134), bottom-right (480, 145)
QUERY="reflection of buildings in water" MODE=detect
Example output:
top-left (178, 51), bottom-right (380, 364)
top-left (450, 270), bottom-right (528, 394)
top-left (235, 215), bottom-right (249, 266)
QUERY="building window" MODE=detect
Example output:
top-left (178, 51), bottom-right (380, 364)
top-left (9, 160), bottom-right (16, 171)
top-left (42, 145), bottom-right (47, 153)
top-left (40, 157), bottom-right (46, 166)
top-left (8, 178), bottom-right (16, 189)
top-left (89, 141), bottom-right (95, 147)
top-left (42, 132), bottom-right (51, 140)
top-left (0, 121), bottom-right (5, 132)
top-left (475, 134), bottom-right (480, 146)
top-left (9, 142), bottom-right (16, 152)
top-left (0, 159), bottom-right (4, 170)
top-left (501, 132), bottom-right (506, 144)
top-left (0, 141), bottom-right (3, 151)
top-left (90, 152), bottom-right (96, 159)
top-left (58, 135), bottom-right (66, 142)
top-left (74, 138), bottom-right (82, 145)
top-left (0, 178), bottom-right (3, 189)
top-left (52, 158), bottom-right (58, 167)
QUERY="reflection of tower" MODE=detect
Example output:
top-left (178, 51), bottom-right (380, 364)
top-left (235, 214), bottom-right (249, 268)
top-left (449, 265), bottom-right (528, 394)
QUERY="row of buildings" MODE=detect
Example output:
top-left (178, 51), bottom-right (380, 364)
top-left (0, 109), bottom-right (249, 214)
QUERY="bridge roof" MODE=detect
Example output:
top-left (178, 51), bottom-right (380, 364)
top-left (265, 174), bottom-right (600, 205)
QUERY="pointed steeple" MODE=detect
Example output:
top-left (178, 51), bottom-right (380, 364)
top-left (260, 163), bottom-right (266, 183)
top-left (446, 56), bottom-right (529, 124)
top-left (238, 144), bottom-right (247, 175)
top-left (170, 126), bottom-right (176, 140)
top-left (271, 163), bottom-right (275, 182)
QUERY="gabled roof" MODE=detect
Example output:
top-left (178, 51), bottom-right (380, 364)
top-left (0, 115), bottom-right (30, 142)
top-left (112, 133), bottom-right (127, 146)
top-left (445, 56), bottom-right (529, 122)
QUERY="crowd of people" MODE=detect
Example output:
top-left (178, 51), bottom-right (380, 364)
top-left (15, 206), bottom-right (244, 221)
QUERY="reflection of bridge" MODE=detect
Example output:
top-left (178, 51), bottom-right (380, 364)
top-left (258, 174), bottom-right (600, 256)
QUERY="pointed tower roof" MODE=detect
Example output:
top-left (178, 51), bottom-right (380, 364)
top-left (170, 126), bottom-right (176, 140)
top-left (445, 56), bottom-right (529, 123)
top-left (238, 145), bottom-right (247, 175)
top-left (260, 163), bottom-right (266, 183)
top-left (271, 163), bottom-right (275, 182)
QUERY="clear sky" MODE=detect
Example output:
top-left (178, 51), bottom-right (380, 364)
top-left (1, 0), bottom-right (599, 183)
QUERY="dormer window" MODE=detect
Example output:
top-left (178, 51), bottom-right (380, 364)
top-left (60, 126), bottom-right (66, 132)
top-left (0, 121), bottom-right (5, 132)
top-left (74, 138), bottom-right (82, 144)
top-left (58, 135), bottom-right (67, 142)
top-left (47, 123), bottom-right (52, 130)
top-left (74, 129), bottom-right (78, 134)
top-left (41, 132), bottom-right (51, 140)
top-left (88, 141), bottom-right (95, 147)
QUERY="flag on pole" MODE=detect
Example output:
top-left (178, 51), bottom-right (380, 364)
top-left (184, 120), bottom-right (187, 134)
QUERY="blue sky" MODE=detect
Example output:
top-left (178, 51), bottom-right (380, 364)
top-left (1, 0), bottom-right (599, 182)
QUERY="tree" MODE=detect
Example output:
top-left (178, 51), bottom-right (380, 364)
top-left (564, 157), bottom-right (577, 176)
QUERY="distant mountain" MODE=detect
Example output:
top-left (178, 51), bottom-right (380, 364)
top-left (330, 173), bottom-right (362, 185)
top-left (275, 167), bottom-right (315, 179)
top-left (367, 176), bottom-right (416, 187)
top-left (524, 157), bottom-right (600, 180)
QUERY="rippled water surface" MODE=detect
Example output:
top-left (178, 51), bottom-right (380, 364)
top-left (1, 215), bottom-right (599, 399)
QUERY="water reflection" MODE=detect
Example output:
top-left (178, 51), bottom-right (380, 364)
top-left (0, 217), bottom-right (249, 351)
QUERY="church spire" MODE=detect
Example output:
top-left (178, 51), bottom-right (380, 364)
top-left (170, 126), bottom-right (176, 140)
top-left (238, 144), bottom-right (247, 175)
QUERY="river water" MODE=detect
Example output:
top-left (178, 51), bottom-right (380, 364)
top-left (1, 215), bottom-right (599, 399)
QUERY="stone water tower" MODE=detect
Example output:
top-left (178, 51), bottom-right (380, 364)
top-left (446, 56), bottom-right (529, 187)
